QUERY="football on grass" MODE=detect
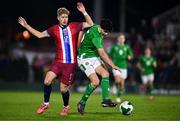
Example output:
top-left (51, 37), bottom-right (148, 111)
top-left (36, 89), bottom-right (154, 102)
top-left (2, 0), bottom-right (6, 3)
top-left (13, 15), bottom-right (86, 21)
top-left (119, 101), bottom-right (133, 115)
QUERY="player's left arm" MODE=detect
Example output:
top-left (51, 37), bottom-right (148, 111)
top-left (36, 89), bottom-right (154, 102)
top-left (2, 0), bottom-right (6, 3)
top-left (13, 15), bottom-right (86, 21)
top-left (152, 58), bottom-right (157, 68)
top-left (127, 45), bottom-right (134, 60)
top-left (137, 57), bottom-right (144, 72)
top-left (77, 2), bottom-right (94, 29)
top-left (98, 48), bottom-right (120, 71)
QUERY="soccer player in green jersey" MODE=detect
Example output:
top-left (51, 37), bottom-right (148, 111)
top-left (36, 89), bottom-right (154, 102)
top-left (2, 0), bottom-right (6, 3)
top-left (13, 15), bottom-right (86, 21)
top-left (137, 47), bottom-right (157, 100)
top-left (77, 19), bottom-right (120, 115)
top-left (108, 33), bottom-right (134, 103)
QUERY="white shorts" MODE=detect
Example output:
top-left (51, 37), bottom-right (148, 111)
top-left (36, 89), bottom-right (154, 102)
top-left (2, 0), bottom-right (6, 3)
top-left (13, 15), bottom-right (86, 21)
top-left (112, 69), bottom-right (127, 80)
top-left (78, 57), bottom-right (104, 77)
top-left (141, 74), bottom-right (154, 84)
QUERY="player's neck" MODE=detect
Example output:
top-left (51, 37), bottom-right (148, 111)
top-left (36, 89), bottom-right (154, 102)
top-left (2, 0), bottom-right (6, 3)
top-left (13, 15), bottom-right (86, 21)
top-left (118, 43), bottom-right (124, 45)
top-left (59, 24), bottom-right (68, 29)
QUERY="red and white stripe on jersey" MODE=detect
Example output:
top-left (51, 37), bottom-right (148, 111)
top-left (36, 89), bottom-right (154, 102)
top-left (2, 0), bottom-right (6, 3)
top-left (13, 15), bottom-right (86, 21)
top-left (59, 26), bottom-right (74, 63)
top-left (47, 22), bottom-right (82, 64)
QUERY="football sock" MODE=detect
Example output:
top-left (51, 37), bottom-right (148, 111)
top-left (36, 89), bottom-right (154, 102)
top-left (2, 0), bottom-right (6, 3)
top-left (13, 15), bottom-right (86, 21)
top-left (44, 84), bottom-right (52, 103)
top-left (61, 91), bottom-right (69, 106)
top-left (149, 85), bottom-right (154, 95)
top-left (80, 83), bottom-right (94, 104)
top-left (117, 86), bottom-right (124, 97)
top-left (101, 77), bottom-right (110, 100)
top-left (117, 88), bottom-right (122, 97)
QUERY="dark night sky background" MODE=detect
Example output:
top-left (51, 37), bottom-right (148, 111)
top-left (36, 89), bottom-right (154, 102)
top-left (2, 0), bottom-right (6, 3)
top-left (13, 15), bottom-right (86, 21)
top-left (0, 0), bottom-right (179, 32)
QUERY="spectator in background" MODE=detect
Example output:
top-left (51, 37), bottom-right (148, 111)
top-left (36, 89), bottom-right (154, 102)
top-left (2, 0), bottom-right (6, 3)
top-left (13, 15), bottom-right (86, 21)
top-left (32, 55), bottom-right (43, 82)
top-left (138, 19), bottom-right (153, 40)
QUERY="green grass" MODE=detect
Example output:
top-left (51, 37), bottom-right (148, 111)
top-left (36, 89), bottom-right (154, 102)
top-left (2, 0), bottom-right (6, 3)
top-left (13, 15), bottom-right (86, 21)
top-left (0, 91), bottom-right (180, 121)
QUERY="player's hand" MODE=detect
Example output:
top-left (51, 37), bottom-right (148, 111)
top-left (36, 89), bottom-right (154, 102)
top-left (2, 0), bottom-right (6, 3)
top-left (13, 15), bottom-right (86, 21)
top-left (127, 55), bottom-right (132, 60)
top-left (77, 2), bottom-right (86, 13)
top-left (112, 66), bottom-right (121, 72)
top-left (18, 16), bottom-right (28, 27)
top-left (153, 62), bottom-right (157, 68)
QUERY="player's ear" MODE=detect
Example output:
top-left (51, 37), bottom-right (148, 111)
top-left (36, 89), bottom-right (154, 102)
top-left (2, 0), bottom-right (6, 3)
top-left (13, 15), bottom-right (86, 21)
top-left (57, 17), bottom-right (60, 21)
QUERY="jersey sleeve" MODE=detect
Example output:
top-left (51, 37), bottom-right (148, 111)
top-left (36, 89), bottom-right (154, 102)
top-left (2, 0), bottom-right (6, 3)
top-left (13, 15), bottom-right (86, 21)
top-left (92, 37), bottom-right (103, 48)
top-left (91, 27), bottom-right (103, 49)
top-left (127, 45), bottom-right (134, 59)
top-left (152, 57), bottom-right (157, 66)
top-left (47, 25), bottom-right (56, 37)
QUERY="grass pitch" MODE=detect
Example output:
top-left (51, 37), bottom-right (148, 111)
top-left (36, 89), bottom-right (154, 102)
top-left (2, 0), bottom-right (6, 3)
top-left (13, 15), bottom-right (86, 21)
top-left (0, 91), bottom-right (180, 121)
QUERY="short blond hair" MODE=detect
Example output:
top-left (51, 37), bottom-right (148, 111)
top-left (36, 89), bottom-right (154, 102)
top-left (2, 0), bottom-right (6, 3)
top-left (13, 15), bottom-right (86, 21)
top-left (57, 7), bottom-right (70, 17)
top-left (118, 32), bottom-right (125, 37)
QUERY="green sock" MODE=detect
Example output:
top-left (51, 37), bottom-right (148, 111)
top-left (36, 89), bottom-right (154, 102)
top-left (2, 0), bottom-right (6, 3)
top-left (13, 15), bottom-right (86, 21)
top-left (101, 77), bottom-right (110, 100)
top-left (117, 87), bottom-right (124, 97)
top-left (149, 85), bottom-right (154, 95)
top-left (80, 83), bottom-right (94, 104)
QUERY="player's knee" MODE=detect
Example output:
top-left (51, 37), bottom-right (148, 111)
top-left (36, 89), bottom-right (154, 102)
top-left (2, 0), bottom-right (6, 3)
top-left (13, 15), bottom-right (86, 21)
top-left (60, 85), bottom-right (69, 93)
top-left (101, 71), bottom-right (109, 77)
top-left (91, 81), bottom-right (99, 87)
top-left (44, 79), bottom-right (52, 86)
top-left (115, 76), bottom-right (124, 83)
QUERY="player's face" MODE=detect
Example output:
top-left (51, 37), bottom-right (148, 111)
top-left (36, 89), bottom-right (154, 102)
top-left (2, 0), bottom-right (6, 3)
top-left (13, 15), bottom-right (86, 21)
top-left (58, 14), bottom-right (69, 26)
top-left (117, 35), bottom-right (125, 44)
top-left (145, 48), bottom-right (151, 56)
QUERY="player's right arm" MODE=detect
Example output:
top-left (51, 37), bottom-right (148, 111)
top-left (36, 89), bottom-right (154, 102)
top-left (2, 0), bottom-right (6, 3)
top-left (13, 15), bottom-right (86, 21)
top-left (137, 58), bottom-right (144, 72)
top-left (18, 16), bottom-right (49, 38)
top-left (137, 62), bottom-right (143, 72)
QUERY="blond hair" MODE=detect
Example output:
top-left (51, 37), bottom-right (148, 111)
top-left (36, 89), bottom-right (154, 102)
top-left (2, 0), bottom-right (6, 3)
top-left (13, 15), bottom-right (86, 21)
top-left (118, 32), bottom-right (125, 37)
top-left (57, 7), bottom-right (70, 17)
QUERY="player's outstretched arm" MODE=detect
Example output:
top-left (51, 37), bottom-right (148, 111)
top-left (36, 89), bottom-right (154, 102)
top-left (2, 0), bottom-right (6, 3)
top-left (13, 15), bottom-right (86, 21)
top-left (77, 2), bottom-right (94, 28)
top-left (18, 16), bottom-right (49, 38)
top-left (98, 48), bottom-right (120, 71)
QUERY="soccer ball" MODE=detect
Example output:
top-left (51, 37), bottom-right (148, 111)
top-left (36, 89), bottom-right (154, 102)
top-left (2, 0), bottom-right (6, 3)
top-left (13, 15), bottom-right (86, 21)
top-left (119, 101), bottom-right (133, 115)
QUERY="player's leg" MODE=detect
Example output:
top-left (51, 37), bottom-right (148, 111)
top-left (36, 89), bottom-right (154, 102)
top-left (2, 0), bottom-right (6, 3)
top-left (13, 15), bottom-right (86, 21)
top-left (114, 76), bottom-right (124, 102)
top-left (141, 75), bottom-right (148, 94)
top-left (112, 69), bottom-right (126, 103)
top-left (78, 73), bottom-right (99, 115)
top-left (77, 57), bottom-right (100, 114)
top-left (37, 71), bottom-right (57, 114)
top-left (147, 74), bottom-right (155, 100)
top-left (96, 65), bottom-right (117, 107)
top-left (60, 63), bottom-right (76, 116)
top-left (60, 82), bottom-right (70, 116)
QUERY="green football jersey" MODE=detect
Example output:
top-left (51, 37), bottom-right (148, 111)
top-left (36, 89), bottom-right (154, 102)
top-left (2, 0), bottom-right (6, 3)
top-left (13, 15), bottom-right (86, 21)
top-left (139, 56), bottom-right (156, 75)
top-left (108, 44), bottom-right (133, 69)
top-left (78, 24), bottom-right (103, 58)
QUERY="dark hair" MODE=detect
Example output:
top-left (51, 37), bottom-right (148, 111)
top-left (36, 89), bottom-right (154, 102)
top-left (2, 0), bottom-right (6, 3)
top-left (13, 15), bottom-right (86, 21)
top-left (100, 19), bottom-right (113, 32)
